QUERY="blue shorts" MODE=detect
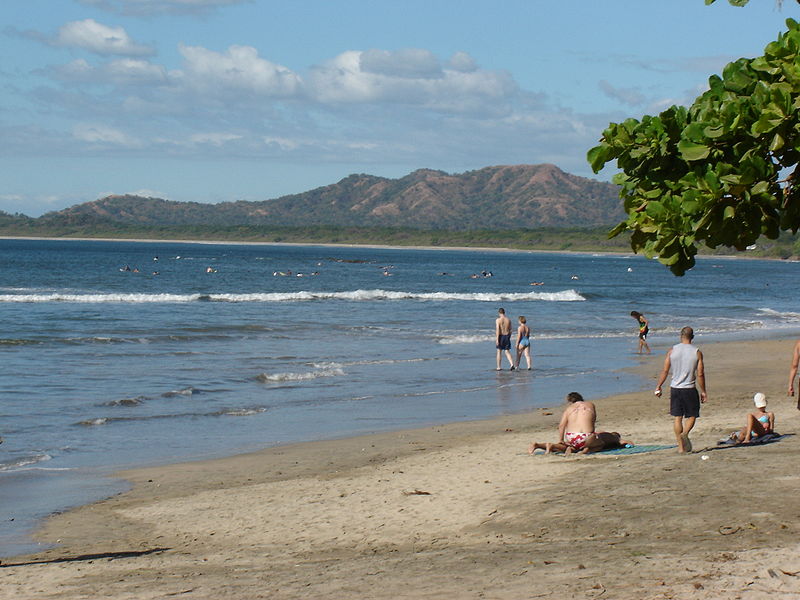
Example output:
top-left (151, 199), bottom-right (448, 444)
top-left (496, 334), bottom-right (511, 350)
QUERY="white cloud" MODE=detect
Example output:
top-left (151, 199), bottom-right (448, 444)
top-left (308, 49), bottom-right (517, 113)
top-left (73, 123), bottom-right (140, 146)
top-left (51, 58), bottom-right (168, 84)
top-left (360, 49), bottom-right (443, 79)
top-left (188, 132), bottom-right (243, 146)
top-left (56, 19), bottom-right (153, 56)
top-left (598, 80), bottom-right (646, 107)
top-left (447, 52), bottom-right (478, 73)
top-left (177, 44), bottom-right (302, 97)
top-left (77, 0), bottom-right (248, 16)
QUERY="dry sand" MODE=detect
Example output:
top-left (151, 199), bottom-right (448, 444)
top-left (2, 338), bottom-right (800, 599)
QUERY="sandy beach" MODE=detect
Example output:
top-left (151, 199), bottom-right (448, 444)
top-left (2, 337), bottom-right (800, 599)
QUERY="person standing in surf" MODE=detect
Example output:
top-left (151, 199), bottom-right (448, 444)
top-left (515, 315), bottom-right (532, 370)
top-left (630, 311), bottom-right (650, 354)
top-left (495, 308), bottom-right (515, 371)
top-left (654, 326), bottom-right (707, 453)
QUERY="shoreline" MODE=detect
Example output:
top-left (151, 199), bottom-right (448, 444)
top-left (2, 337), bottom-right (800, 598)
top-left (1, 234), bottom-right (792, 262)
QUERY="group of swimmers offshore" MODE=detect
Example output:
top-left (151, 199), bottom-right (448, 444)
top-left (524, 322), bottom-right (789, 456)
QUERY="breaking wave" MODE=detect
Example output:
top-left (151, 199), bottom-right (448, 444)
top-left (257, 364), bottom-right (346, 383)
top-left (0, 289), bottom-right (585, 304)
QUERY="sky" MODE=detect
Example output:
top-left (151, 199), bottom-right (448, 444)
top-left (0, 0), bottom-right (796, 216)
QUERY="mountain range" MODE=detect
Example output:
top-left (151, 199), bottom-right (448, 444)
top-left (23, 164), bottom-right (623, 230)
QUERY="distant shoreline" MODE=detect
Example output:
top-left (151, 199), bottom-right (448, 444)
top-left (0, 234), bottom-right (638, 256)
top-left (0, 234), bottom-right (790, 263)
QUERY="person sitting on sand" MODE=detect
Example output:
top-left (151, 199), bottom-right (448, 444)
top-left (527, 392), bottom-right (596, 455)
top-left (731, 393), bottom-right (775, 444)
top-left (529, 430), bottom-right (633, 455)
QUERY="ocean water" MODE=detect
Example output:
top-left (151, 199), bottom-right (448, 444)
top-left (1, 238), bottom-right (799, 556)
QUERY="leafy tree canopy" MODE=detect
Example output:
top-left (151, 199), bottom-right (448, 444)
top-left (588, 16), bottom-right (800, 274)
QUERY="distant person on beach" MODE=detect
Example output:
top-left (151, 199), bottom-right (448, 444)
top-left (495, 308), bottom-right (515, 371)
top-left (527, 392), bottom-right (596, 454)
top-left (786, 339), bottom-right (800, 410)
top-left (654, 326), bottom-right (707, 453)
top-left (730, 393), bottom-right (775, 444)
top-left (515, 316), bottom-right (532, 370)
top-left (630, 311), bottom-right (650, 354)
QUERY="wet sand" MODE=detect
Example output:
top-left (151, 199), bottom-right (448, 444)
top-left (2, 338), bottom-right (799, 599)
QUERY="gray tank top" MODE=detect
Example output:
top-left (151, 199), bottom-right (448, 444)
top-left (670, 343), bottom-right (699, 389)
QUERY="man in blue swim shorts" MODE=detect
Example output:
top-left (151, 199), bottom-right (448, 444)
top-left (495, 308), bottom-right (515, 371)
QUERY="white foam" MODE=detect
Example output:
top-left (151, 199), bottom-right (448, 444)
top-left (258, 366), bottom-right (345, 383)
top-left (78, 418), bottom-right (108, 426)
top-left (221, 408), bottom-right (267, 417)
top-left (0, 289), bottom-right (585, 304)
top-left (439, 334), bottom-right (494, 345)
top-left (0, 453), bottom-right (52, 471)
top-left (757, 308), bottom-right (800, 321)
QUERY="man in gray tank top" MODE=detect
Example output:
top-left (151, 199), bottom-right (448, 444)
top-left (654, 326), bottom-right (707, 453)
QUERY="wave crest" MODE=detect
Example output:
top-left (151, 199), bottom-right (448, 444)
top-left (0, 289), bottom-right (585, 304)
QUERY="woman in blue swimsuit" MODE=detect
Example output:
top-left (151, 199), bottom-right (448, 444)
top-left (733, 392), bottom-right (775, 443)
top-left (515, 316), bottom-right (532, 370)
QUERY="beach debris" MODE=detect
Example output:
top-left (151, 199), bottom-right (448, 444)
top-left (701, 454), bottom-right (709, 460)
top-left (402, 489), bottom-right (431, 496)
top-left (718, 525), bottom-right (741, 536)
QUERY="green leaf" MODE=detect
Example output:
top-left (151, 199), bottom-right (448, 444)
top-left (677, 140), bottom-right (710, 161)
top-left (587, 144), bottom-right (610, 173)
top-left (724, 205), bottom-right (736, 220)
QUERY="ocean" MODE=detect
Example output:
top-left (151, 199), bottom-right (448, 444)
top-left (1, 238), bottom-right (799, 556)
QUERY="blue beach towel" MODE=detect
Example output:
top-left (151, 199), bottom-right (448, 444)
top-left (525, 444), bottom-right (676, 457)
top-left (596, 444), bottom-right (676, 455)
top-left (715, 432), bottom-right (784, 447)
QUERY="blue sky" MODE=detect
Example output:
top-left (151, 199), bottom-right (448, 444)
top-left (0, 0), bottom-right (795, 216)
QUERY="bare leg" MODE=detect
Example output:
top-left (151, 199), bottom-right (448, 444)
top-left (515, 348), bottom-right (522, 369)
top-left (528, 441), bottom-right (549, 454)
top-left (680, 416), bottom-right (696, 452)
top-left (496, 349), bottom-right (502, 370)
top-left (742, 414), bottom-right (765, 443)
top-left (505, 349), bottom-right (515, 370)
top-left (674, 417), bottom-right (686, 452)
top-left (643, 339), bottom-right (651, 354)
top-left (524, 347), bottom-right (532, 370)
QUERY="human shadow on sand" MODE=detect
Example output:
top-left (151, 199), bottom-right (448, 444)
top-left (0, 547), bottom-right (170, 567)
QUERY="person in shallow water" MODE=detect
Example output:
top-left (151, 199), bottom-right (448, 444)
top-left (515, 315), bottom-right (532, 371)
top-left (630, 311), bottom-right (650, 355)
top-left (495, 308), bottom-right (515, 371)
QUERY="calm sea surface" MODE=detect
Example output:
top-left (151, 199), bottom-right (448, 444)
top-left (1, 238), bottom-right (799, 556)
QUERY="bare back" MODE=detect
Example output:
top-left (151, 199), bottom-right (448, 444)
top-left (496, 316), bottom-right (512, 336)
top-left (562, 401), bottom-right (596, 433)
